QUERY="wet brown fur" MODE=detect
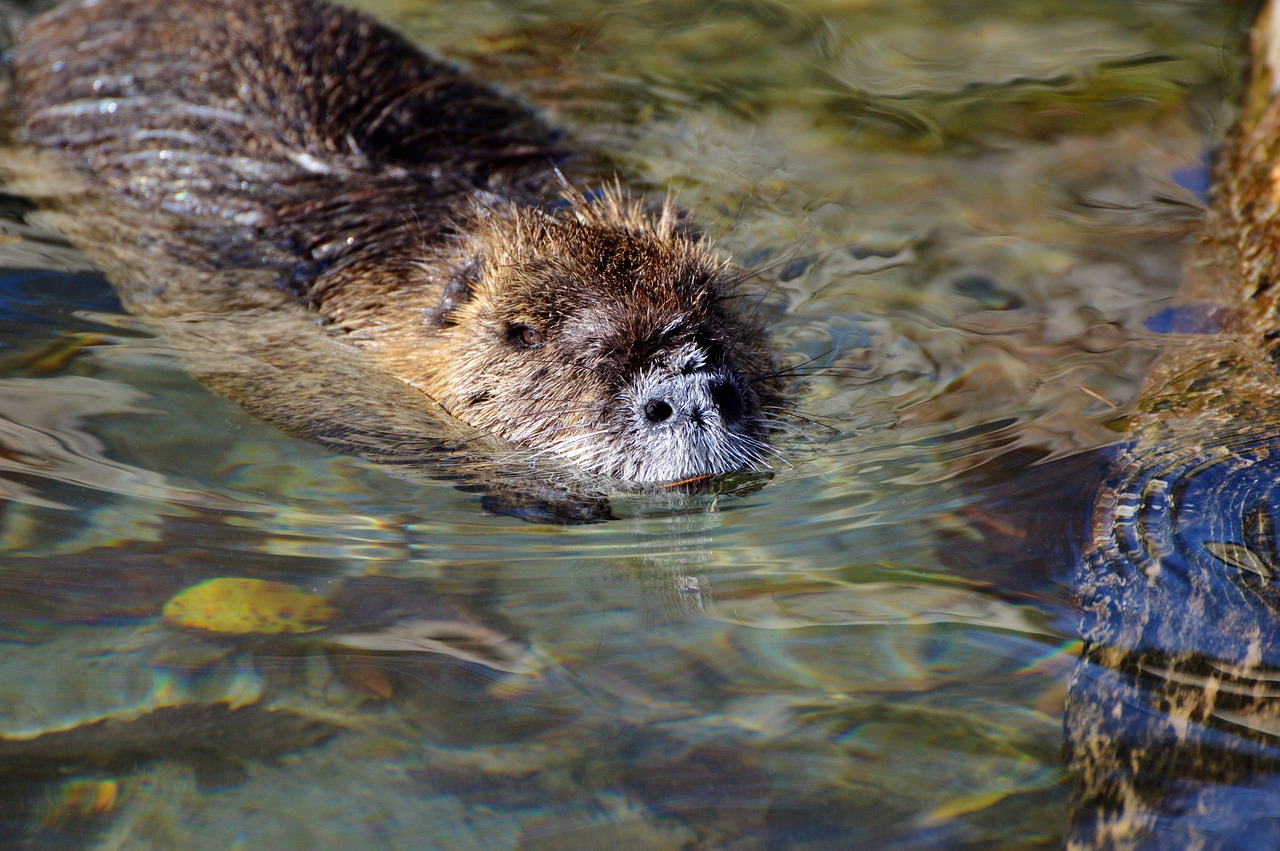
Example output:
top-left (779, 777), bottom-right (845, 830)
top-left (7, 0), bottom-right (783, 482)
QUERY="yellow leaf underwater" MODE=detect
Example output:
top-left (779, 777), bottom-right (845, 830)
top-left (162, 578), bottom-right (334, 635)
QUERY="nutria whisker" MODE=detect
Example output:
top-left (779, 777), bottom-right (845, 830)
top-left (748, 348), bottom-right (838, 386)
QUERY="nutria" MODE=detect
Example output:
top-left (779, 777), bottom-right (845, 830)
top-left (6, 0), bottom-right (784, 485)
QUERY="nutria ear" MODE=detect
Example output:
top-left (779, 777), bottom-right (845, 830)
top-left (433, 255), bottom-right (483, 326)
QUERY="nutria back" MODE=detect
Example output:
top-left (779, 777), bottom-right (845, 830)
top-left (9, 0), bottom-right (784, 485)
top-left (12, 0), bottom-right (558, 310)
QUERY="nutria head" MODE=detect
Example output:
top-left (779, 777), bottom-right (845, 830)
top-left (334, 192), bottom-right (784, 483)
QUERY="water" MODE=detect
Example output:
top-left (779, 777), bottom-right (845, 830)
top-left (0, 0), bottom-right (1250, 847)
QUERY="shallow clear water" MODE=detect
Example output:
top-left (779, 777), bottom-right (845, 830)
top-left (0, 0), bottom-right (1250, 847)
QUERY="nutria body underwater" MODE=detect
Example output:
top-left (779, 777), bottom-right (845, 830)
top-left (5, 0), bottom-right (784, 486)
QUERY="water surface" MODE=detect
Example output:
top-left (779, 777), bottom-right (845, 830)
top-left (0, 0), bottom-right (1250, 846)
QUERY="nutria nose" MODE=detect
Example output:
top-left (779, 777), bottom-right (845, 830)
top-left (708, 379), bottom-right (744, 422)
top-left (642, 375), bottom-right (744, 428)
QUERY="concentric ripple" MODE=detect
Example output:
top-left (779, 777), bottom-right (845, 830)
top-left (1071, 420), bottom-right (1280, 847)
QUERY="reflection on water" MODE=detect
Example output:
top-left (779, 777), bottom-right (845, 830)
top-left (0, 0), bottom-right (1252, 847)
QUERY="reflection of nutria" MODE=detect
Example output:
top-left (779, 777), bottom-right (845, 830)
top-left (9, 0), bottom-right (784, 484)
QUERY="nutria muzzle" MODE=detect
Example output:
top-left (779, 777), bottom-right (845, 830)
top-left (614, 347), bottom-right (769, 482)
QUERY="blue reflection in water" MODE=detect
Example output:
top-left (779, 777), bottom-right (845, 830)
top-left (1072, 432), bottom-right (1280, 847)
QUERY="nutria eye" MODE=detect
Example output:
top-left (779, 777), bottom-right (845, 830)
top-left (509, 323), bottom-right (545, 349)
